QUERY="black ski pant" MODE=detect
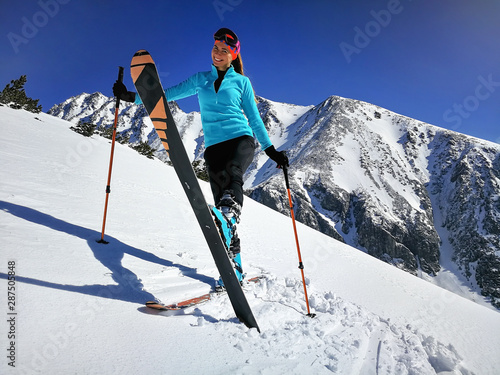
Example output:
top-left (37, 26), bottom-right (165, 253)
top-left (204, 135), bottom-right (255, 207)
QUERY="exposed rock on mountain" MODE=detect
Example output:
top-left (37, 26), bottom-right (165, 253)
top-left (49, 92), bottom-right (500, 309)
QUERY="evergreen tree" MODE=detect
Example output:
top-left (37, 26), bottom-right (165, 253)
top-left (117, 133), bottom-right (130, 144)
top-left (98, 125), bottom-right (114, 139)
top-left (192, 160), bottom-right (209, 182)
top-left (99, 125), bottom-right (130, 144)
top-left (0, 75), bottom-right (42, 113)
top-left (131, 141), bottom-right (155, 159)
top-left (70, 121), bottom-right (96, 137)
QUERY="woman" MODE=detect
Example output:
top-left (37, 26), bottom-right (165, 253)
top-left (113, 27), bottom-right (288, 286)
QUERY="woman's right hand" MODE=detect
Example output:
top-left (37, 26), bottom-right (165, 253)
top-left (265, 146), bottom-right (289, 168)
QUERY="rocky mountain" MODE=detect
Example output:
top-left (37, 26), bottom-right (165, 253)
top-left (48, 92), bottom-right (500, 309)
top-left (48, 92), bottom-right (204, 162)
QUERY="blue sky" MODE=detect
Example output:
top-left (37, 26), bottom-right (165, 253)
top-left (2, 0), bottom-right (499, 143)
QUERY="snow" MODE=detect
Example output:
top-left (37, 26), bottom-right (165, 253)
top-left (262, 98), bottom-right (313, 149)
top-left (1, 106), bottom-right (499, 374)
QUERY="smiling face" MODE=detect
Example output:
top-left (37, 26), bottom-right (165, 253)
top-left (212, 41), bottom-right (233, 71)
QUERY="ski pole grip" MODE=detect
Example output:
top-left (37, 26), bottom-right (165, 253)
top-left (117, 66), bottom-right (124, 83)
top-left (115, 66), bottom-right (124, 108)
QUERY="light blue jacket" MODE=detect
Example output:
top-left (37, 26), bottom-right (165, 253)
top-left (135, 65), bottom-right (272, 150)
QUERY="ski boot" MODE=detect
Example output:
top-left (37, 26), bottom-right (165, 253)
top-left (217, 191), bottom-right (241, 225)
top-left (214, 191), bottom-right (244, 291)
top-left (211, 205), bottom-right (233, 251)
top-left (215, 252), bottom-right (244, 292)
top-left (211, 190), bottom-right (241, 251)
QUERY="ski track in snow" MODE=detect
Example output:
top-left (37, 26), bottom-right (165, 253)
top-left (149, 275), bottom-right (470, 375)
top-left (1, 107), bottom-right (498, 374)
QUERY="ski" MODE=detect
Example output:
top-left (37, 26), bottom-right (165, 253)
top-left (145, 276), bottom-right (262, 311)
top-left (131, 50), bottom-right (260, 332)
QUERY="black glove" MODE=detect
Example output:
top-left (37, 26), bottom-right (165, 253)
top-left (113, 81), bottom-right (136, 103)
top-left (265, 146), bottom-right (289, 168)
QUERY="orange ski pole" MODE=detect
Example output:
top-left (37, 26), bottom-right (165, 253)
top-left (283, 165), bottom-right (316, 317)
top-left (98, 66), bottom-right (124, 244)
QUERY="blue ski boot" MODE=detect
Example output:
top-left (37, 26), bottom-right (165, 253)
top-left (215, 252), bottom-right (244, 291)
top-left (213, 191), bottom-right (244, 291)
top-left (211, 205), bottom-right (233, 251)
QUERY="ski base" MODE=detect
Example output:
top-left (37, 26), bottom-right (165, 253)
top-left (146, 294), bottom-right (211, 311)
top-left (145, 276), bottom-right (262, 311)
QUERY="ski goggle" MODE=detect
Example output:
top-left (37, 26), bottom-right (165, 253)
top-left (213, 29), bottom-right (240, 59)
top-left (214, 32), bottom-right (238, 47)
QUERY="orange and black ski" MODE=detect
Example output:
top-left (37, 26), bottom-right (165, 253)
top-left (146, 277), bottom-right (262, 311)
top-left (146, 294), bottom-right (211, 311)
top-left (131, 50), bottom-right (259, 332)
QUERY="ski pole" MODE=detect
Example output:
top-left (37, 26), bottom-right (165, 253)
top-left (98, 66), bottom-right (124, 244)
top-left (283, 165), bottom-right (316, 317)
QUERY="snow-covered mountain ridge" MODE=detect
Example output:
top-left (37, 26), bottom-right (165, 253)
top-left (2, 105), bottom-right (500, 374)
top-left (48, 92), bottom-right (500, 310)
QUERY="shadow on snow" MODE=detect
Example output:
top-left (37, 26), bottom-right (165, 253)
top-left (0, 200), bottom-right (214, 305)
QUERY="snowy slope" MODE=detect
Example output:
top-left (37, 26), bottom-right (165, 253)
top-left (1, 106), bottom-right (499, 374)
top-left (49, 93), bottom-right (500, 311)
